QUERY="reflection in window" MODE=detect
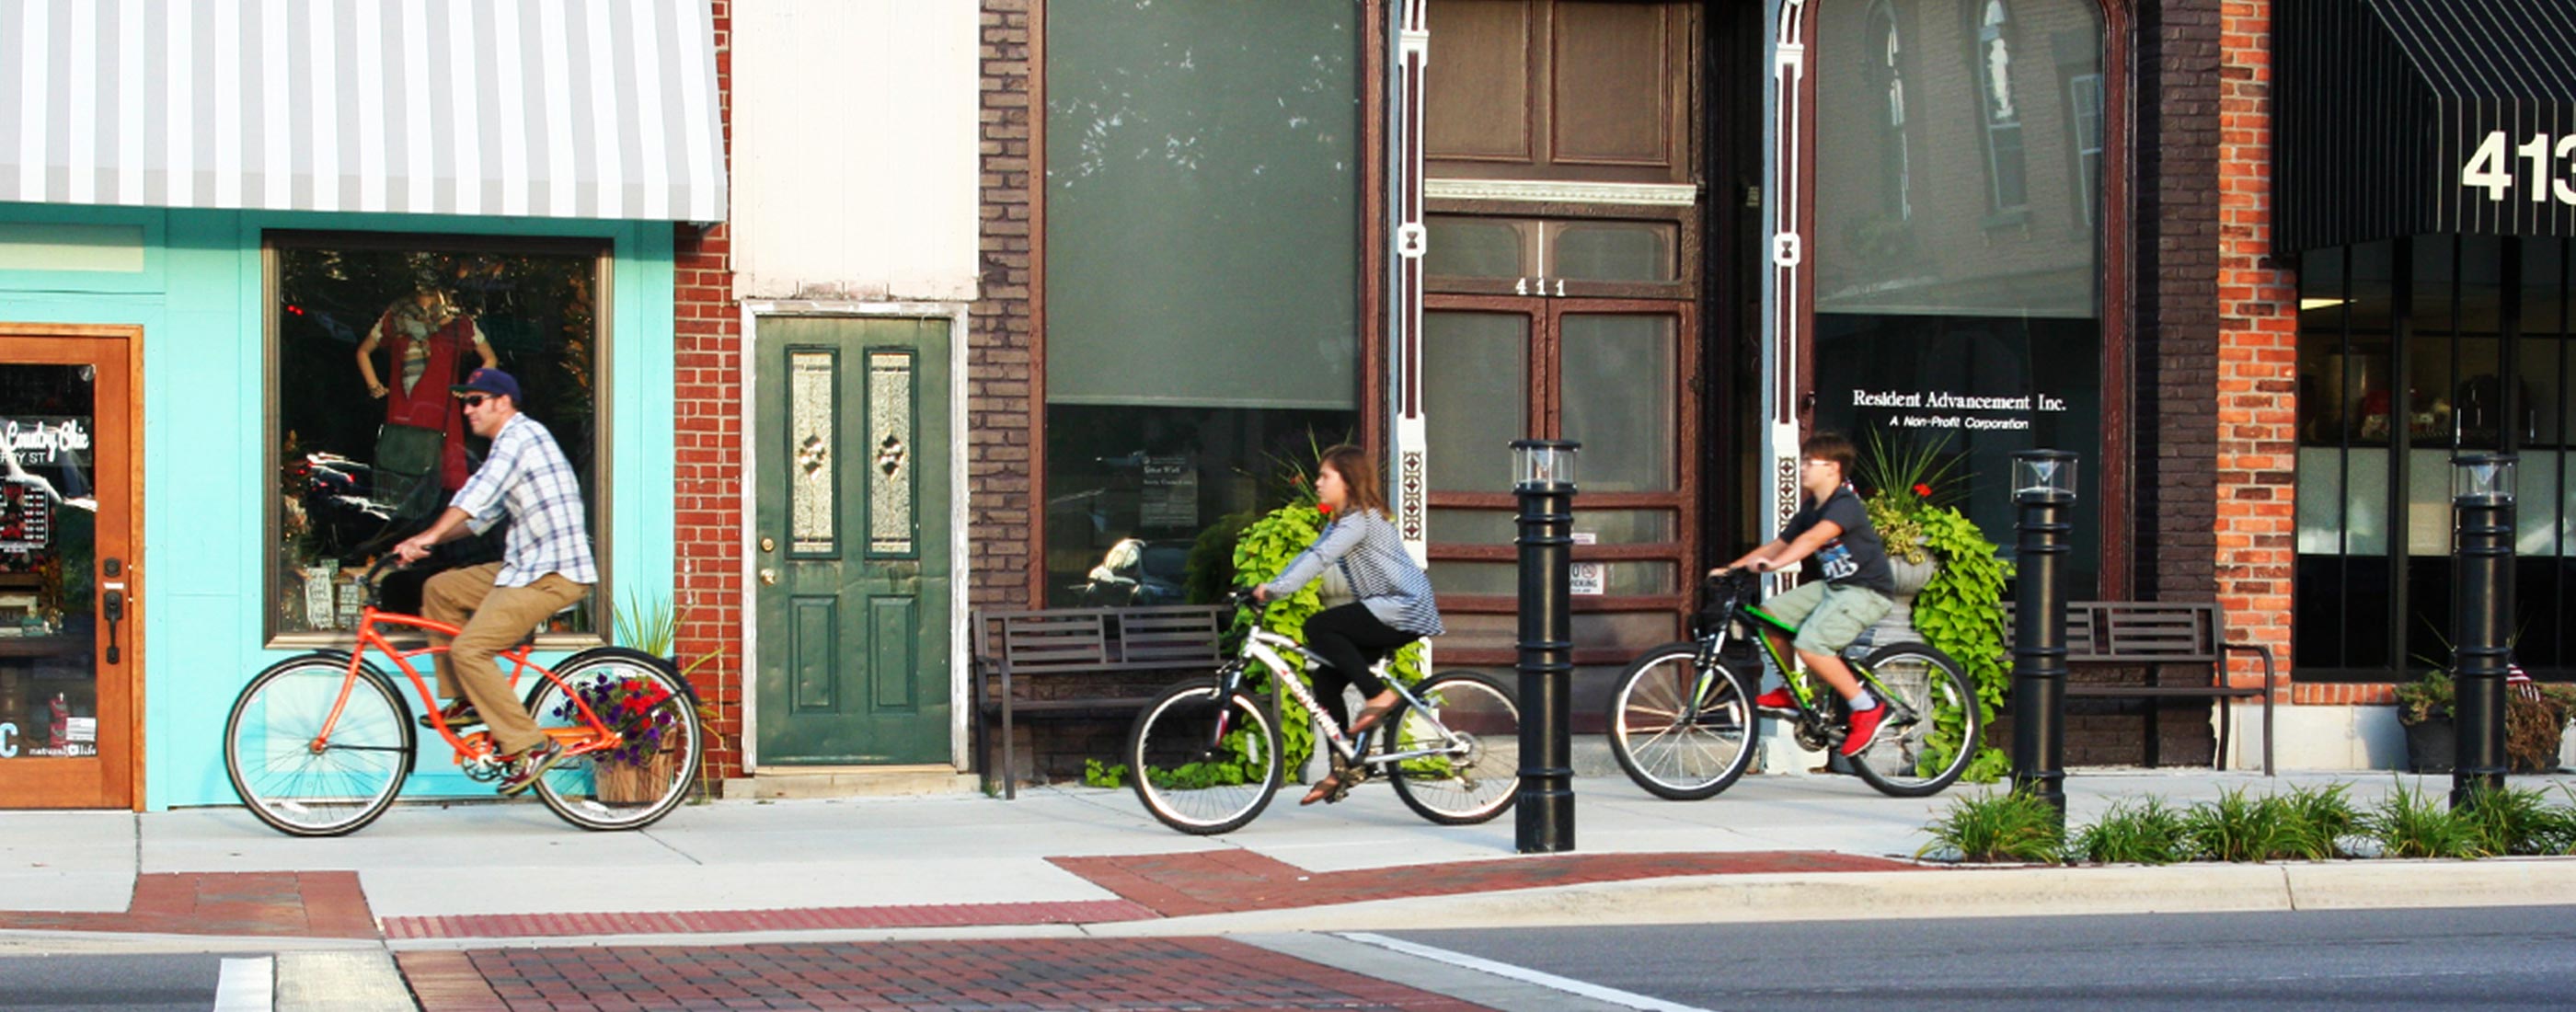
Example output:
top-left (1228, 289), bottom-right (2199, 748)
top-left (1043, 2), bottom-right (1363, 606)
top-left (1973, 0), bottom-right (2027, 212)
top-left (1867, 1), bottom-right (1913, 221)
top-left (270, 238), bottom-right (604, 638)
top-left (2294, 236), bottom-right (2576, 679)
top-left (1811, 0), bottom-right (2104, 593)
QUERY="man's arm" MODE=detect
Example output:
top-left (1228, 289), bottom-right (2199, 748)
top-left (392, 506), bottom-right (475, 564)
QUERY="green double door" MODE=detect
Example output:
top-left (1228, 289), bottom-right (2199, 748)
top-left (753, 317), bottom-right (951, 765)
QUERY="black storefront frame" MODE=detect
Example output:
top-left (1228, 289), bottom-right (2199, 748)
top-left (2294, 234), bottom-right (2576, 683)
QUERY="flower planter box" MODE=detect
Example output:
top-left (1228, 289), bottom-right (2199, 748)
top-left (2404, 718), bottom-right (2455, 774)
top-left (593, 751), bottom-right (677, 804)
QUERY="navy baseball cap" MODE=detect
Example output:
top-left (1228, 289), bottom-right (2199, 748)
top-left (451, 367), bottom-right (522, 401)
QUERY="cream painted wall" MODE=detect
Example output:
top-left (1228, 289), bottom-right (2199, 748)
top-left (732, 0), bottom-right (980, 302)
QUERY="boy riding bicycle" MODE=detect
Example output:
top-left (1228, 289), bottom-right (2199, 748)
top-left (1709, 431), bottom-right (1896, 757)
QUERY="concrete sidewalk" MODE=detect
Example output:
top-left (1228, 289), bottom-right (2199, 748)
top-left (5, 768), bottom-right (2575, 950)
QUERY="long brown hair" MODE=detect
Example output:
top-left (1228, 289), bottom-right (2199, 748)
top-left (1317, 443), bottom-right (1390, 517)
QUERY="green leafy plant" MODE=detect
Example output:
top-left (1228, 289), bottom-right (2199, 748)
top-left (1082, 758), bottom-right (1128, 788)
top-left (2072, 798), bottom-right (2191, 865)
top-left (2392, 670), bottom-right (2454, 727)
top-left (2179, 788), bottom-right (2308, 863)
top-left (1855, 429), bottom-right (1965, 565)
top-left (1918, 788), bottom-right (2065, 863)
top-left (1854, 431), bottom-right (2010, 783)
top-left (2368, 779), bottom-right (2492, 859)
top-left (2458, 784), bottom-right (2573, 857)
top-left (2280, 782), bottom-right (2365, 859)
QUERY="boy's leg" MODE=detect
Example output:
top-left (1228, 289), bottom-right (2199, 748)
top-left (1790, 585), bottom-right (1893, 702)
top-left (1749, 581), bottom-right (1825, 697)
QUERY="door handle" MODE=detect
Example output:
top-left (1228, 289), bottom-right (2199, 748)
top-left (759, 569), bottom-right (778, 586)
top-left (101, 587), bottom-right (124, 665)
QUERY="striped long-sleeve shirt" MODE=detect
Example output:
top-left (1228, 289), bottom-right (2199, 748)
top-left (449, 413), bottom-right (598, 588)
top-left (1260, 508), bottom-right (1443, 637)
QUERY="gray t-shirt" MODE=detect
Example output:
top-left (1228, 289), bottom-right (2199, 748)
top-left (1782, 485), bottom-right (1895, 594)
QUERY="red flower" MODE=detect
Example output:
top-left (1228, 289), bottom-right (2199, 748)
top-left (1318, 502), bottom-right (1334, 516)
top-left (1912, 483), bottom-right (1933, 498)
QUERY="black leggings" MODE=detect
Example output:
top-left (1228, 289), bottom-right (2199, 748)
top-left (1303, 603), bottom-right (1418, 731)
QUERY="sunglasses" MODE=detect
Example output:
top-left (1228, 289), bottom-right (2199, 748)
top-left (458, 395), bottom-right (490, 408)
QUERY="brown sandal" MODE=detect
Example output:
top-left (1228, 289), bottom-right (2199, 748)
top-left (1299, 774), bottom-right (1345, 806)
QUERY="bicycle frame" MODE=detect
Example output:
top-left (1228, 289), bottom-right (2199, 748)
top-left (317, 604), bottom-right (623, 769)
top-left (1219, 625), bottom-right (1458, 768)
top-left (1689, 593), bottom-right (1917, 731)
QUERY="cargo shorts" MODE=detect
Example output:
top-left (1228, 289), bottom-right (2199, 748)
top-left (1753, 579), bottom-right (1894, 656)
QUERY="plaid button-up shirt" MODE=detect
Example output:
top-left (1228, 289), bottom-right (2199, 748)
top-left (451, 413), bottom-right (598, 587)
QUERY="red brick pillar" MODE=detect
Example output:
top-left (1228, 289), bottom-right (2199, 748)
top-left (974, 0), bottom-right (1040, 611)
top-left (2215, 2), bottom-right (2297, 698)
top-left (673, 0), bottom-right (744, 785)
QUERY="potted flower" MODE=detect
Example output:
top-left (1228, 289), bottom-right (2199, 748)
top-left (2392, 670), bottom-right (2454, 774)
top-left (1854, 430), bottom-right (2013, 782)
top-left (559, 674), bottom-right (683, 803)
top-left (1856, 431), bottom-right (1961, 602)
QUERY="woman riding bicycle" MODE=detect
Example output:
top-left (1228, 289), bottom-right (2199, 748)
top-left (1252, 443), bottom-right (1443, 805)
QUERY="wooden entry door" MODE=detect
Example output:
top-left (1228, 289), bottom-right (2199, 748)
top-left (1420, 297), bottom-right (1696, 700)
top-left (753, 316), bottom-right (953, 765)
top-left (0, 327), bottom-right (140, 809)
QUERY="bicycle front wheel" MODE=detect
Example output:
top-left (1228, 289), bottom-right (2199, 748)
top-left (1127, 678), bottom-right (1282, 835)
top-left (1385, 672), bottom-right (1520, 825)
top-left (1846, 642), bottom-right (1979, 797)
top-left (523, 648), bottom-right (706, 831)
top-left (1606, 643), bottom-right (1756, 800)
top-left (224, 654), bottom-right (414, 837)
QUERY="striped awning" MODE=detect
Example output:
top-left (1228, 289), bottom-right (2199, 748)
top-left (2276, 0), bottom-right (2576, 250)
top-left (1, 0), bottom-right (725, 224)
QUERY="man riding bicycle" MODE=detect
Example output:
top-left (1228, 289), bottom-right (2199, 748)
top-left (391, 367), bottom-right (597, 796)
top-left (1710, 431), bottom-right (1896, 758)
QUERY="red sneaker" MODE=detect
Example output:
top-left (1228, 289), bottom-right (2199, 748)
top-left (1754, 686), bottom-right (1796, 710)
top-left (1841, 703), bottom-right (1887, 757)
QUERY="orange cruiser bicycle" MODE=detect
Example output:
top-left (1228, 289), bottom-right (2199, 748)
top-left (222, 558), bottom-right (704, 836)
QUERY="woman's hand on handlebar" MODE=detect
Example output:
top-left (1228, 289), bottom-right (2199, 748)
top-left (1249, 585), bottom-right (1272, 604)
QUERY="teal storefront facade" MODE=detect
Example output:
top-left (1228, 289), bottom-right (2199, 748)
top-left (0, 0), bottom-right (723, 811)
top-left (0, 205), bottom-right (683, 811)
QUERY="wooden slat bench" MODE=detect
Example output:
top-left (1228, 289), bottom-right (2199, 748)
top-left (969, 604), bottom-right (1230, 799)
top-left (2002, 601), bottom-right (2276, 775)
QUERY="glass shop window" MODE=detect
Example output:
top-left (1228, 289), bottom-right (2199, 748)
top-left (267, 236), bottom-right (607, 641)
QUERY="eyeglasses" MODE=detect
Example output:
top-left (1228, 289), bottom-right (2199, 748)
top-left (458, 395), bottom-right (489, 408)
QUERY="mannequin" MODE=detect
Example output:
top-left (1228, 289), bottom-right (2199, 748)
top-left (356, 289), bottom-right (497, 492)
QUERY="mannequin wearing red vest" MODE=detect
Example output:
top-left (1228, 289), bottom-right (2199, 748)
top-left (356, 290), bottom-right (498, 492)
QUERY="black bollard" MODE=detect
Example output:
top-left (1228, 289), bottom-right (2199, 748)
top-left (2450, 453), bottom-right (2516, 810)
top-left (1512, 439), bottom-right (1578, 853)
top-left (2009, 450), bottom-right (2076, 821)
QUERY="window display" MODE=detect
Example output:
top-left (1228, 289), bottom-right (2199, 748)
top-left (270, 237), bottom-right (604, 639)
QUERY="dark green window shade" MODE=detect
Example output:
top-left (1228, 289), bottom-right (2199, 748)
top-left (1044, 1), bottom-right (1362, 409)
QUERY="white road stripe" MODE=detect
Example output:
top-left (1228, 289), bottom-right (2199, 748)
top-left (1337, 932), bottom-right (1721, 1012)
top-left (213, 956), bottom-right (273, 1012)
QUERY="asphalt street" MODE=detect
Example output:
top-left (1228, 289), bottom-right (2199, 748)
top-left (1392, 903), bottom-right (2576, 1011)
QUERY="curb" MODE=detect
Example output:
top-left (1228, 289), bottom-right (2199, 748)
top-left (1084, 857), bottom-right (2576, 936)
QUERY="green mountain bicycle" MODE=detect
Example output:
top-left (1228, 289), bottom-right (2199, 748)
top-left (1605, 569), bottom-right (1979, 799)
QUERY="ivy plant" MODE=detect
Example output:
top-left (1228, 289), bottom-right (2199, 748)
top-left (1907, 503), bottom-right (2012, 783)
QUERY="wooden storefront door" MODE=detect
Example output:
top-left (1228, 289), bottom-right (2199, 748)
top-left (0, 326), bottom-right (141, 809)
top-left (1420, 297), bottom-right (1697, 713)
top-left (753, 316), bottom-right (952, 765)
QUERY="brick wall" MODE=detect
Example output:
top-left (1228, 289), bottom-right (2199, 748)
top-left (673, 0), bottom-right (744, 782)
top-left (973, 0), bottom-right (1039, 611)
top-left (2140, 0), bottom-right (2221, 604)
top-left (2215, 0), bottom-right (2311, 701)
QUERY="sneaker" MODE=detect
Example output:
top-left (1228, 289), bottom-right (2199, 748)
top-left (1754, 686), bottom-right (1797, 710)
top-left (418, 701), bottom-right (482, 730)
top-left (495, 742), bottom-right (566, 796)
top-left (1841, 703), bottom-right (1888, 757)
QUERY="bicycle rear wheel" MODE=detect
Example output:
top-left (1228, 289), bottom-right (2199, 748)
top-left (224, 654), bottom-right (414, 836)
top-left (1606, 642), bottom-right (1757, 800)
top-left (1384, 672), bottom-right (1520, 824)
top-left (1846, 643), bottom-right (1979, 797)
top-left (1127, 678), bottom-right (1282, 835)
top-left (523, 648), bottom-right (706, 831)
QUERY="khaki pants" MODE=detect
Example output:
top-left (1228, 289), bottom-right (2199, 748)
top-left (423, 563), bottom-right (590, 755)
